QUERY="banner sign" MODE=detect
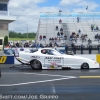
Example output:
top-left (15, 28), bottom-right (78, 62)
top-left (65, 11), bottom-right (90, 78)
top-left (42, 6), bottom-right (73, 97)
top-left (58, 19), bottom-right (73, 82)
top-left (40, 12), bottom-right (100, 17)
top-left (0, 56), bottom-right (14, 64)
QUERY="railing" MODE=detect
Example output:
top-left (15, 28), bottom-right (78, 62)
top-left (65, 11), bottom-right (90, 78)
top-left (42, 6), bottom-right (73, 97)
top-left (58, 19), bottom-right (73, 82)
top-left (80, 21), bottom-right (87, 35)
top-left (73, 17), bottom-right (78, 32)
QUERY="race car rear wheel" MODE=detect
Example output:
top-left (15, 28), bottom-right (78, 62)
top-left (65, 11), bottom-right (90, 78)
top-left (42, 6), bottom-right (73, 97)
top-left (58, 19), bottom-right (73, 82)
top-left (30, 60), bottom-right (42, 70)
top-left (81, 63), bottom-right (89, 69)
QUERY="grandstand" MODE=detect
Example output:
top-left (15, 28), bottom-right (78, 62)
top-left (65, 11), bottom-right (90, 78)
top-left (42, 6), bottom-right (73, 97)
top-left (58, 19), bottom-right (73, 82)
top-left (36, 12), bottom-right (100, 47)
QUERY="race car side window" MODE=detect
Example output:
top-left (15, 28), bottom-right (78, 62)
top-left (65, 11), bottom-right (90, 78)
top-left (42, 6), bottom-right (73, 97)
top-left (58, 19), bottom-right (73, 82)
top-left (47, 50), bottom-right (54, 55)
top-left (41, 49), bottom-right (62, 55)
top-left (47, 49), bottom-right (62, 55)
top-left (41, 49), bottom-right (47, 54)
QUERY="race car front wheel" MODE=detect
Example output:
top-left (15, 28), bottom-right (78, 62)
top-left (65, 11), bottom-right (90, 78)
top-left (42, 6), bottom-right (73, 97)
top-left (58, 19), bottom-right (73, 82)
top-left (30, 60), bottom-right (42, 70)
top-left (81, 63), bottom-right (89, 69)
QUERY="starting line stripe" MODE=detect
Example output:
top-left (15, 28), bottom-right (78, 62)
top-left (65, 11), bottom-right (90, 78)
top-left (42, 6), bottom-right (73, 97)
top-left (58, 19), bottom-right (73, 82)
top-left (80, 76), bottom-right (100, 78)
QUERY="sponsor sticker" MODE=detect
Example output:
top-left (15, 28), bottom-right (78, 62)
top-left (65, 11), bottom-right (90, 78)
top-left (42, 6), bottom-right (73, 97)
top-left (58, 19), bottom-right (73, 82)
top-left (0, 56), bottom-right (7, 63)
top-left (31, 56), bottom-right (40, 58)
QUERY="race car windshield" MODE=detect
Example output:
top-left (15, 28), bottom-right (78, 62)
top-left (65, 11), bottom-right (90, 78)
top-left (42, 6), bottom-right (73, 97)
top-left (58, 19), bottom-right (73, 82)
top-left (55, 48), bottom-right (64, 54)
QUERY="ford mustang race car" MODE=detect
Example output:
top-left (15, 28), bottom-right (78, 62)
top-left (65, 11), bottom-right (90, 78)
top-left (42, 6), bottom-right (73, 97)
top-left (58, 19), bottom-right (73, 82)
top-left (15, 48), bottom-right (99, 70)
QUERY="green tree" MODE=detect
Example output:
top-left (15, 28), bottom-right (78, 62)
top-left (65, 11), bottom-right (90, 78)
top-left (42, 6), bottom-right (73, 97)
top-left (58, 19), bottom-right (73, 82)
top-left (9, 31), bottom-right (36, 38)
top-left (4, 36), bottom-right (8, 46)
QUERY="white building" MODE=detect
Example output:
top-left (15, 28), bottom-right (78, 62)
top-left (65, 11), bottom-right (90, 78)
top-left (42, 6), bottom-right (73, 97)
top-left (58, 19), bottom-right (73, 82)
top-left (0, 0), bottom-right (16, 50)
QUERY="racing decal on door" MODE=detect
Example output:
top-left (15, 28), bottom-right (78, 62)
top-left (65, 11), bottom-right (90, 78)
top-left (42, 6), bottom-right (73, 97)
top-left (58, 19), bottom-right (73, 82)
top-left (44, 57), bottom-right (63, 69)
top-left (31, 56), bottom-right (40, 59)
top-left (0, 56), bottom-right (14, 64)
top-left (43, 64), bottom-right (62, 69)
top-left (45, 57), bottom-right (63, 63)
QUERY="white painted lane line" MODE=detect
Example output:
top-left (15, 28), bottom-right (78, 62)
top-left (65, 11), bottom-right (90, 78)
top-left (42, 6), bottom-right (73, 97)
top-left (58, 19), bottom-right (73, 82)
top-left (2, 72), bottom-right (28, 74)
top-left (0, 77), bottom-right (76, 87)
top-left (25, 73), bottom-right (76, 78)
top-left (2, 72), bottom-right (75, 78)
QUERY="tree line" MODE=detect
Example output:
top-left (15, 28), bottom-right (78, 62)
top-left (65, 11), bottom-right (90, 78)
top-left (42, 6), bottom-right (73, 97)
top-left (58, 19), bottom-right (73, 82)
top-left (9, 31), bottom-right (36, 38)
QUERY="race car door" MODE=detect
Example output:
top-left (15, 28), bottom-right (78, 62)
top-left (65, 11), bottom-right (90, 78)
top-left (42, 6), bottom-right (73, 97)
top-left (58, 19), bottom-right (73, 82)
top-left (43, 49), bottom-right (64, 69)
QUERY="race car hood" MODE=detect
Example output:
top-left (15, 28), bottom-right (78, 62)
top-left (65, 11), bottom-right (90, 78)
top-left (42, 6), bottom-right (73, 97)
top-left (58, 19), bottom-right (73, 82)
top-left (62, 54), bottom-right (94, 62)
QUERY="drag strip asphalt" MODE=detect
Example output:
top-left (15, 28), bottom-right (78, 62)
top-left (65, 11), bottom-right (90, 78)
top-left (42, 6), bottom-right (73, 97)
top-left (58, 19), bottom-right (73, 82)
top-left (0, 72), bottom-right (76, 86)
top-left (0, 64), bottom-right (100, 100)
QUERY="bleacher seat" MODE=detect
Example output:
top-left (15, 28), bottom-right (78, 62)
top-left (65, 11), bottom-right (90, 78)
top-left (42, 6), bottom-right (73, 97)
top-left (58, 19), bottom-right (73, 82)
top-left (36, 17), bottom-right (100, 46)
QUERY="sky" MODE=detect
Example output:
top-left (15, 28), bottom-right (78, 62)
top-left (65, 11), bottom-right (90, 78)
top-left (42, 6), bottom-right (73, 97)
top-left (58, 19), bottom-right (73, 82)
top-left (8, 0), bottom-right (100, 33)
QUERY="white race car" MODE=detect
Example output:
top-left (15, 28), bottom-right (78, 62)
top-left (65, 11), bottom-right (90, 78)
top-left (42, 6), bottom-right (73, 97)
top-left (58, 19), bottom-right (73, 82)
top-left (16, 48), bottom-right (99, 70)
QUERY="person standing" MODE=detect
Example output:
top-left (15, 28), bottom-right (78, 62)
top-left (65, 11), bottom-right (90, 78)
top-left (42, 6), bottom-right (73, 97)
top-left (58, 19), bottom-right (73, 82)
top-left (88, 45), bottom-right (92, 54)
top-left (97, 45), bottom-right (100, 54)
top-left (59, 19), bottom-right (62, 24)
top-left (86, 6), bottom-right (88, 10)
top-left (77, 17), bottom-right (80, 23)
top-left (16, 42), bottom-right (19, 48)
top-left (71, 43), bottom-right (74, 53)
top-left (78, 29), bottom-right (81, 34)
top-left (73, 44), bottom-right (76, 54)
top-left (80, 44), bottom-right (84, 54)
top-left (56, 26), bottom-right (58, 30)
top-left (65, 44), bottom-right (68, 54)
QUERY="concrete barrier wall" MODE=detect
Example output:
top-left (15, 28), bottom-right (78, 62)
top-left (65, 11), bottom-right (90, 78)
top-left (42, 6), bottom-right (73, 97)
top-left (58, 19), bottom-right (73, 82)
top-left (0, 56), bottom-right (14, 64)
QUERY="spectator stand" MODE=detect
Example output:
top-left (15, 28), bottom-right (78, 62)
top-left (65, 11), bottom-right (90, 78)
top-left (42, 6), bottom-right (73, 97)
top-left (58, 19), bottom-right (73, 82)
top-left (36, 12), bottom-right (100, 47)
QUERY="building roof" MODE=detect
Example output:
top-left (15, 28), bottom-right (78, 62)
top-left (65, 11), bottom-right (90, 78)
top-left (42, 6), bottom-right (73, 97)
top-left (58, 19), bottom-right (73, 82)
top-left (0, 15), bottom-right (16, 23)
top-left (0, 0), bottom-right (16, 23)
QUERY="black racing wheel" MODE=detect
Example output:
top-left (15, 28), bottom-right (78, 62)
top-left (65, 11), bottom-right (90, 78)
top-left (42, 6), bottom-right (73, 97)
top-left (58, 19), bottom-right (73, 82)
top-left (30, 60), bottom-right (42, 70)
top-left (81, 63), bottom-right (89, 69)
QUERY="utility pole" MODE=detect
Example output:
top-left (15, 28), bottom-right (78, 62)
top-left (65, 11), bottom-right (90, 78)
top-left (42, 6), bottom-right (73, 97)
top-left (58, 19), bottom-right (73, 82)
top-left (27, 24), bottom-right (28, 39)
